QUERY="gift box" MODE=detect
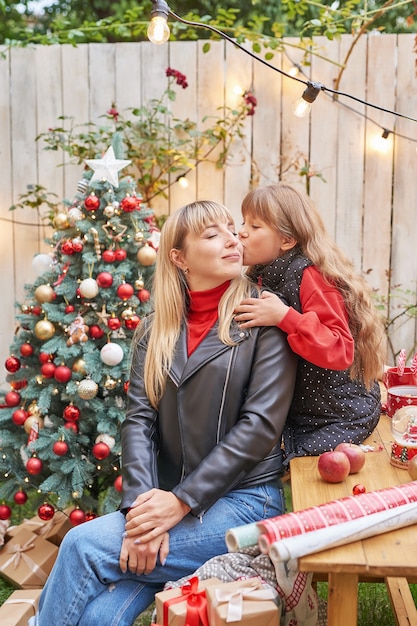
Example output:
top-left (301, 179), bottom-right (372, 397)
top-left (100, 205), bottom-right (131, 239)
top-left (0, 589), bottom-right (41, 626)
top-left (206, 578), bottom-right (280, 625)
top-left (6, 509), bottom-right (72, 546)
top-left (155, 576), bottom-right (221, 626)
top-left (0, 528), bottom-right (58, 588)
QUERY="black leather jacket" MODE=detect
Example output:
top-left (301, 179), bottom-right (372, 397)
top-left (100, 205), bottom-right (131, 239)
top-left (121, 319), bottom-right (297, 516)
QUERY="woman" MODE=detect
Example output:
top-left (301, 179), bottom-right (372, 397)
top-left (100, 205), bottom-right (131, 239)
top-left (30, 200), bottom-right (296, 626)
top-left (234, 183), bottom-right (386, 463)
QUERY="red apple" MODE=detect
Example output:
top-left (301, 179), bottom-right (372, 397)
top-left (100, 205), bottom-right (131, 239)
top-left (335, 442), bottom-right (366, 474)
top-left (317, 450), bottom-right (350, 483)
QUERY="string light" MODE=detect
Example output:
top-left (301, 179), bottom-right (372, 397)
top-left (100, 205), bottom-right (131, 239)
top-left (148, 0), bottom-right (417, 126)
top-left (177, 175), bottom-right (189, 189)
top-left (293, 82), bottom-right (323, 118)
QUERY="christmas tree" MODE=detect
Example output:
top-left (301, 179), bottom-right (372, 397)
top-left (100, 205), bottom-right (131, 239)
top-left (0, 135), bottom-right (159, 525)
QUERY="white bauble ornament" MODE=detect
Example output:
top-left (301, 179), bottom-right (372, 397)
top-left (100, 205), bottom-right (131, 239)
top-left (68, 207), bottom-right (83, 224)
top-left (79, 278), bottom-right (99, 299)
top-left (95, 434), bottom-right (116, 450)
top-left (100, 342), bottom-right (124, 366)
top-left (32, 254), bottom-right (55, 276)
top-left (78, 378), bottom-right (99, 400)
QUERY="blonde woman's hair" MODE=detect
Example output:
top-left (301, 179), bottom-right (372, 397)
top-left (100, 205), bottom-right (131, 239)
top-left (241, 183), bottom-right (387, 388)
top-left (135, 200), bottom-right (257, 408)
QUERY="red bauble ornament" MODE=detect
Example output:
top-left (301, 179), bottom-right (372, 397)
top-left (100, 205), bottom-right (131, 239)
top-left (54, 365), bottom-right (72, 383)
top-left (92, 442), bottom-right (111, 460)
top-left (20, 343), bottom-right (33, 357)
top-left (108, 317), bottom-right (121, 331)
top-left (65, 304), bottom-right (76, 313)
top-left (120, 196), bottom-right (139, 212)
top-left (14, 490), bottom-right (28, 505)
top-left (26, 456), bottom-right (43, 475)
top-left (84, 194), bottom-right (100, 211)
top-left (116, 283), bottom-right (134, 301)
top-left (5, 391), bottom-right (21, 407)
top-left (125, 315), bottom-right (140, 330)
top-left (84, 512), bottom-right (98, 522)
top-left (31, 305), bottom-right (42, 316)
top-left (41, 362), bottom-right (56, 378)
top-left (38, 503), bottom-right (55, 521)
top-left (114, 248), bottom-right (127, 262)
top-left (352, 484), bottom-right (367, 495)
top-left (0, 504), bottom-right (12, 520)
top-left (124, 381), bottom-right (129, 393)
top-left (63, 405), bottom-right (80, 422)
top-left (114, 475), bottom-right (123, 492)
top-left (72, 239), bottom-right (84, 253)
top-left (89, 325), bottom-right (104, 340)
top-left (12, 408), bottom-right (28, 426)
top-left (61, 240), bottom-right (75, 255)
top-left (5, 356), bottom-right (21, 373)
top-left (39, 352), bottom-right (53, 364)
top-left (69, 508), bottom-right (86, 525)
top-left (138, 289), bottom-right (151, 303)
top-left (53, 440), bottom-right (69, 456)
top-left (64, 422), bottom-right (79, 434)
top-left (96, 272), bottom-right (113, 288)
top-left (102, 249), bottom-right (116, 263)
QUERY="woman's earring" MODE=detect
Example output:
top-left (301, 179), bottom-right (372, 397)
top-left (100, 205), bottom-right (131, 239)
top-left (184, 268), bottom-right (189, 275)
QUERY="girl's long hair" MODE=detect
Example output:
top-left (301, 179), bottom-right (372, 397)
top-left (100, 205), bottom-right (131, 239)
top-left (135, 200), bottom-right (256, 408)
top-left (241, 183), bottom-right (386, 387)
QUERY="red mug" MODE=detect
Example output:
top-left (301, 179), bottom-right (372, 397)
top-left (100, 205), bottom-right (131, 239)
top-left (383, 367), bottom-right (417, 389)
top-left (386, 385), bottom-right (417, 418)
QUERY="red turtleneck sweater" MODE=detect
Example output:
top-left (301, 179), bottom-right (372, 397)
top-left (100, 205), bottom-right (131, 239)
top-left (187, 281), bottom-right (230, 355)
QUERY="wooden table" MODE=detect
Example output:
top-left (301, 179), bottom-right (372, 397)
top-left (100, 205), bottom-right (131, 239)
top-left (289, 414), bottom-right (417, 626)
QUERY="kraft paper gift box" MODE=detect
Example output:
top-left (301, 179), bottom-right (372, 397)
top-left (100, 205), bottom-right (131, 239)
top-left (7, 509), bottom-right (72, 546)
top-left (0, 528), bottom-right (58, 589)
top-left (155, 576), bottom-right (221, 626)
top-left (0, 589), bottom-right (42, 626)
top-left (205, 578), bottom-right (280, 626)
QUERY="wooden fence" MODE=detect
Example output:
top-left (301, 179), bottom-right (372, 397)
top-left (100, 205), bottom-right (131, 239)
top-left (0, 34), bottom-right (417, 384)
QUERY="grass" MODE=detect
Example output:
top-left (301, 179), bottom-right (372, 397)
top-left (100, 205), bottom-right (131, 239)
top-left (1, 486), bottom-right (417, 624)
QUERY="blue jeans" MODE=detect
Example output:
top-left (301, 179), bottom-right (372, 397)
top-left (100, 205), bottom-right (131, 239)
top-left (29, 482), bottom-right (284, 626)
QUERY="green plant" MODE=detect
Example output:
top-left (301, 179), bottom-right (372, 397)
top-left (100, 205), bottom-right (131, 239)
top-left (36, 68), bottom-right (257, 208)
top-left (373, 282), bottom-right (417, 364)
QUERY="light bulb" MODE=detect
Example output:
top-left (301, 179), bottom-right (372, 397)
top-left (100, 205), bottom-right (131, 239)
top-left (178, 176), bottom-right (189, 189)
top-left (293, 98), bottom-right (311, 118)
top-left (147, 16), bottom-right (170, 44)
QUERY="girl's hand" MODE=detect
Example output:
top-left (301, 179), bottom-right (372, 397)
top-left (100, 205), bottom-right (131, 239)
top-left (119, 532), bottom-right (169, 575)
top-left (124, 488), bottom-right (191, 542)
top-left (234, 291), bottom-right (289, 327)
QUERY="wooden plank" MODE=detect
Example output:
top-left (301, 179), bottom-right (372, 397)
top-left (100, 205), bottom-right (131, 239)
top-left (196, 40), bottom-right (225, 205)
top-left (334, 36), bottom-right (367, 270)
top-left (309, 36), bottom-right (341, 239)
top-left (390, 34), bottom-right (417, 360)
top-left (0, 48), bottom-right (16, 377)
top-left (88, 43), bottom-right (116, 125)
top-left (328, 572), bottom-right (359, 626)
top-left (168, 41), bottom-right (198, 212)
top-left (386, 576), bottom-right (417, 626)
top-left (224, 41), bottom-right (252, 221)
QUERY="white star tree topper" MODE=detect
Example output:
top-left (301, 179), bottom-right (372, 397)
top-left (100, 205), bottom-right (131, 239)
top-left (85, 146), bottom-right (131, 188)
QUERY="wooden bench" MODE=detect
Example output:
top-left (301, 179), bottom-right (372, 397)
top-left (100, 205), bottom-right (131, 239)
top-left (385, 577), bottom-right (417, 626)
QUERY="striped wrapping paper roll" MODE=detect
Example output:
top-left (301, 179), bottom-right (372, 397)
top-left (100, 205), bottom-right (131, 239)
top-left (257, 480), bottom-right (417, 553)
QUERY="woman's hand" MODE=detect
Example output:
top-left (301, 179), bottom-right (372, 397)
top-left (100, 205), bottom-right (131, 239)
top-left (234, 291), bottom-right (289, 327)
top-left (119, 532), bottom-right (169, 575)
top-left (124, 488), bottom-right (191, 543)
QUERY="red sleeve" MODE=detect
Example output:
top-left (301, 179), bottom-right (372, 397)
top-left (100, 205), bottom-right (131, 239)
top-left (278, 266), bottom-right (354, 370)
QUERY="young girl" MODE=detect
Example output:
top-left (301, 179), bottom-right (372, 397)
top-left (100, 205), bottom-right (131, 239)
top-left (234, 183), bottom-right (386, 463)
top-left (29, 200), bottom-right (296, 626)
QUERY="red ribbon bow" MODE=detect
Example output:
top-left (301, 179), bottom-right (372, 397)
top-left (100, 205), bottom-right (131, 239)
top-left (163, 577), bottom-right (209, 626)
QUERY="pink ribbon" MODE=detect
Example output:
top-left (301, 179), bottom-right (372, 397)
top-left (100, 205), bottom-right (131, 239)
top-left (397, 348), bottom-right (407, 376)
top-left (0, 537), bottom-right (49, 584)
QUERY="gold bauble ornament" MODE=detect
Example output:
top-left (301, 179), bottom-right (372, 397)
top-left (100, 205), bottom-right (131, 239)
top-left (104, 377), bottom-right (117, 390)
top-left (53, 212), bottom-right (70, 230)
top-left (28, 401), bottom-right (40, 417)
top-left (34, 284), bottom-right (55, 303)
top-left (72, 358), bottom-right (87, 375)
top-left (78, 378), bottom-right (99, 400)
top-left (24, 414), bottom-right (44, 434)
top-left (135, 277), bottom-right (145, 290)
top-left (134, 231), bottom-right (144, 243)
top-left (136, 244), bottom-right (157, 266)
top-left (34, 319), bottom-right (55, 340)
top-left (121, 307), bottom-right (134, 320)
